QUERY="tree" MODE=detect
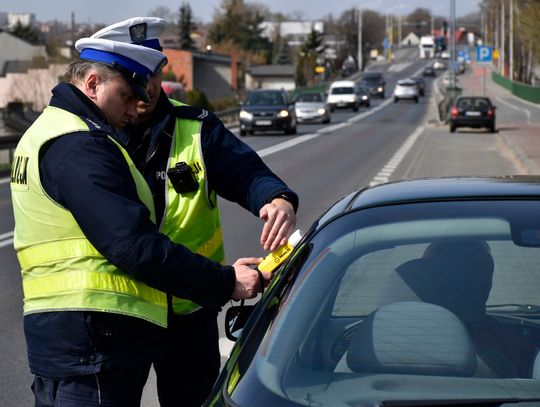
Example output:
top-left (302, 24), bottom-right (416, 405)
top-left (274, 41), bottom-right (292, 65)
top-left (10, 21), bottom-right (40, 44)
top-left (148, 6), bottom-right (176, 22)
top-left (301, 25), bottom-right (324, 55)
top-left (209, 0), bottom-right (270, 55)
top-left (178, 2), bottom-right (197, 50)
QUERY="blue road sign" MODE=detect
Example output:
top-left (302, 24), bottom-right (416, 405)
top-left (383, 37), bottom-right (390, 49)
top-left (476, 46), bottom-right (493, 63)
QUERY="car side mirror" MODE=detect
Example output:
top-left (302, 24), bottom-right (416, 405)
top-left (225, 304), bottom-right (256, 341)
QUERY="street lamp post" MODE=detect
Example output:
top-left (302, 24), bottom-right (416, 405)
top-left (357, 8), bottom-right (363, 71)
top-left (509, 0), bottom-right (513, 80)
top-left (500, 0), bottom-right (505, 76)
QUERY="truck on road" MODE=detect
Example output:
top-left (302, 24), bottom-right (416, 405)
top-left (419, 35), bottom-right (435, 59)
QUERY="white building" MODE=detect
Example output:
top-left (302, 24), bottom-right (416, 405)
top-left (261, 21), bottom-right (324, 46)
top-left (7, 12), bottom-right (35, 29)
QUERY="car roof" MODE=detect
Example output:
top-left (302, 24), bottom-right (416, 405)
top-left (456, 96), bottom-right (492, 102)
top-left (329, 80), bottom-right (355, 87)
top-left (248, 89), bottom-right (283, 93)
top-left (318, 177), bottom-right (540, 224)
top-left (363, 71), bottom-right (383, 77)
top-left (397, 79), bottom-right (416, 85)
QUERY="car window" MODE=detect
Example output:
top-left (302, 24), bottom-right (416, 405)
top-left (247, 92), bottom-right (285, 106)
top-left (297, 93), bottom-right (322, 102)
top-left (331, 87), bottom-right (354, 95)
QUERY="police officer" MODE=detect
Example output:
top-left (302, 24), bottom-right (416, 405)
top-left (10, 26), bottom-right (272, 406)
top-left (90, 17), bottom-right (299, 407)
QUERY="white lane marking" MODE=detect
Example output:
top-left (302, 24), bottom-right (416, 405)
top-left (496, 96), bottom-right (531, 124)
top-left (369, 126), bottom-right (425, 187)
top-left (0, 231), bottom-right (14, 248)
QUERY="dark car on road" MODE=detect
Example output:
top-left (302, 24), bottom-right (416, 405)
top-left (239, 89), bottom-right (297, 136)
top-left (449, 96), bottom-right (496, 133)
top-left (411, 76), bottom-right (425, 96)
top-left (207, 176), bottom-right (540, 407)
top-left (422, 66), bottom-right (436, 77)
top-left (359, 71), bottom-right (385, 98)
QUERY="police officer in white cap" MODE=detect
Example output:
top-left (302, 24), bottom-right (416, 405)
top-left (10, 23), bottom-right (273, 406)
top-left (91, 17), bottom-right (298, 407)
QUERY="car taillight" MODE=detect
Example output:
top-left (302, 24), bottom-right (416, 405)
top-left (450, 106), bottom-right (459, 118)
top-left (487, 108), bottom-right (494, 117)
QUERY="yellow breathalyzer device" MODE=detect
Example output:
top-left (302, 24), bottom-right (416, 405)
top-left (257, 230), bottom-right (303, 273)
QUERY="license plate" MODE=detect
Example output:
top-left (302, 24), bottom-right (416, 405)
top-left (465, 111), bottom-right (481, 116)
top-left (255, 120), bottom-right (272, 126)
top-left (337, 103), bottom-right (346, 107)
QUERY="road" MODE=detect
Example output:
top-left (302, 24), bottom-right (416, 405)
top-left (0, 48), bottom-right (539, 405)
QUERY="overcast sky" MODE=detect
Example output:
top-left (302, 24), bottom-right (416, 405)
top-left (2, 0), bottom-right (481, 25)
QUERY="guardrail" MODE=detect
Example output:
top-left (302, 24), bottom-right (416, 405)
top-left (215, 107), bottom-right (240, 127)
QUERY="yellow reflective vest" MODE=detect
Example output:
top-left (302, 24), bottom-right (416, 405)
top-left (10, 106), bottom-right (169, 327)
top-left (161, 100), bottom-right (225, 314)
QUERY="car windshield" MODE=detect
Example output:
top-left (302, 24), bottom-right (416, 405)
top-left (237, 200), bottom-right (540, 406)
top-left (296, 93), bottom-right (323, 102)
top-left (246, 91), bottom-right (285, 106)
top-left (458, 98), bottom-right (492, 110)
top-left (331, 87), bottom-right (354, 95)
top-left (362, 76), bottom-right (382, 84)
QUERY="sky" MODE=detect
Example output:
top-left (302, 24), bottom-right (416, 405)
top-left (2, 0), bottom-right (481, 25)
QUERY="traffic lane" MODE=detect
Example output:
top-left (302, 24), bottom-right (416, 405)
top-left (393, 125), bottom-right (522, 181)
top-left (220, 99), bottom-right (427, 263)
top-left (0, 181), bottom-right (15, 233)
top-left (0, 245), bottom-right (33, 406)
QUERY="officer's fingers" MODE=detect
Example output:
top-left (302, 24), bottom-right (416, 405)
top-left (233, 257), bottom-right (262, 267)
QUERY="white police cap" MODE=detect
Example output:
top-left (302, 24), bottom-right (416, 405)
top-left (74, 37), bottom-right (167, 103)
top-left (91, 17), bottom-right (167, 51)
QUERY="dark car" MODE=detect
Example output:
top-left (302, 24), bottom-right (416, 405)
top-left (356, 86), bottom-right (371, 107)
top-left (411, 76), bottom-right (425, 96)
top-left (359, 71), bottom-right (385, 98)
top-left (449, 96), bottom-right (496, 133)
top-left (239, 89), bottom-right (297, 136)
top-left (207, 176), bottom-right (540, 407)
top-left (422, 66), bottom-right (436, 77)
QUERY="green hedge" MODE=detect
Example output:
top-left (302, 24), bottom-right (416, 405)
top-left (492, 72), bottom-right (540, 104)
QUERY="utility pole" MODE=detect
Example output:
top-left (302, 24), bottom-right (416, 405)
top-left (357, 8), bottom-right (363, 71)
top-left (450, 0), bottom-right (456, 88)
top-left (509, 0), bottom-right (513, 80)
top-left (500, 0), bottom-right (505, 76)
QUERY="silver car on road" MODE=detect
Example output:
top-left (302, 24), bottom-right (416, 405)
top-left (294, 92), bottom-right (331, 124)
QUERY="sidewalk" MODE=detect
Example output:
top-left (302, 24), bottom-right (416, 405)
top-left (450, 62), bottom-right (540, 174)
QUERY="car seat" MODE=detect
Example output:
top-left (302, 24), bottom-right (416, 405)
top-left (345, 301), bottom-right (478, 376)
top-left (393, 241), bottom-right (518, 377)
top-left (396, 241), bottom-right (493, 323)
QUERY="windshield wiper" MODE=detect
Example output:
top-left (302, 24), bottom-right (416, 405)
top-left (381, 396), bottom-right (538, 407)
top-left (486, 304), bottom-right (540, 313)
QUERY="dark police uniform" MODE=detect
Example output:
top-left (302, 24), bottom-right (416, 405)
top-left (123, 91), bottom-right (298, 407)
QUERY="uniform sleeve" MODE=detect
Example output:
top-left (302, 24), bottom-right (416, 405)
top-left (201, 116), bottom-right (298, 214)
top-left (39, 133), bottom-right (235, 311)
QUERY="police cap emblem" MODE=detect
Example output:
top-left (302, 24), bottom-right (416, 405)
top-left (129, 23), bottom-right (148, 43)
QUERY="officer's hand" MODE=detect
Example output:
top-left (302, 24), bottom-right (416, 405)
top-left (231, 257), bottom-right (271, 300)
top-left (259, 198), bottom-right (296, 251)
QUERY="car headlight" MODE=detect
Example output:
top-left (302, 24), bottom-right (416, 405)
top-left (317, 108), bottom-right (326, 115)
top-left (377, 87), bottom-right (383, 92)
top-left (361, 95), bottom-right (368, 100)
top-left (239, 110), bottom-right (253, 121)
top-left (278, 110), bottom-right (289, 118)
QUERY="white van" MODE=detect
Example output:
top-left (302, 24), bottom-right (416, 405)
top-left (326, 80), bottom-right (360, 112)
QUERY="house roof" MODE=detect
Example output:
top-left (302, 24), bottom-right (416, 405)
top-left (248, 64), bottom-right (295, 77)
